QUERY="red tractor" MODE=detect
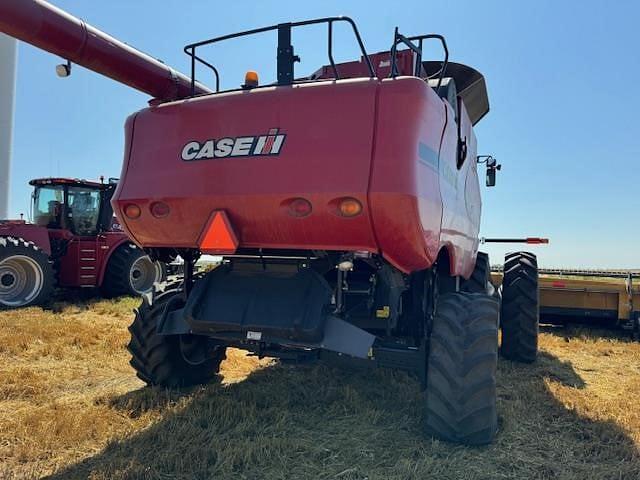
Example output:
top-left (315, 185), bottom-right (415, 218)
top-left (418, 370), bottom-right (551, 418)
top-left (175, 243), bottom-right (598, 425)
top-left (0, 178), bottom-right (165, 308)
top-left (1, 2), bottom-right (540, 445)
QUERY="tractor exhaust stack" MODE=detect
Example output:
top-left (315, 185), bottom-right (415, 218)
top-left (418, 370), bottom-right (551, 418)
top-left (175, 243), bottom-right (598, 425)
top-left (0, 0), bottom-right (211, 101)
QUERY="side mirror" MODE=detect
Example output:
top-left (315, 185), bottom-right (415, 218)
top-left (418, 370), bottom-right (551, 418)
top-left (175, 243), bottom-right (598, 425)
top-left (486, 167), bottom-right (496, 187)
top-left (477, 155), bottom-right (501, 187)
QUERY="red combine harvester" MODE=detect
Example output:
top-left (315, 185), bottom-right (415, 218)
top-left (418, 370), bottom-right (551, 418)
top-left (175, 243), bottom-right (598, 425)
top-left (0, 177), bottom-right (165, 307)
top-left (1, 1), bottom-right (540, 445)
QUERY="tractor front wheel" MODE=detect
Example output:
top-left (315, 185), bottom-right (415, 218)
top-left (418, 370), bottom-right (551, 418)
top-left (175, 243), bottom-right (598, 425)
top-left (0, 236), bottom-right (54, 309)
top-left (425, 292), bottom-right (499, 445)
top-left (102, 243), bottom-right (166, 297)
top-left (128, 286), bottom-right (226, 387)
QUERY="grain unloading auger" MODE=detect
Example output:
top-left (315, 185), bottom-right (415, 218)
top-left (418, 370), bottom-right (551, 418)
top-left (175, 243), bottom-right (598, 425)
top-left (0, 0), bottom-right (211, 101)
top-left (1, 0), bottom-right (542, 445)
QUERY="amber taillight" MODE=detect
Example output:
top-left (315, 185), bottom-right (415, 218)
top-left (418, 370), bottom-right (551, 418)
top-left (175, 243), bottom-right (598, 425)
top-left (337, 198), bottom-right (363, 217)
top-left (123, 203), bottom-right (141, 219)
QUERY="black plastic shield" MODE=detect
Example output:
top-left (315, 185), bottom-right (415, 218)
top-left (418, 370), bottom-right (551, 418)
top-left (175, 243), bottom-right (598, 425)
top-left (182, 266), bottom-right (332, 342)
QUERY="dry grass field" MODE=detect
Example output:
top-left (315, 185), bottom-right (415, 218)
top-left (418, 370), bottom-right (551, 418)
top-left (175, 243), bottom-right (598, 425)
top-left (0, 297), bottom-right (639, 479)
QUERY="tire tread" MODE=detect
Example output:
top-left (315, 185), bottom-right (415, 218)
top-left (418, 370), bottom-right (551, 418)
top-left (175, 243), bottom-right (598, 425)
top-left (0, 236), bottom-right (54, 308)
top-left (127, 287), bottom-right (226, 387)
top-left (500, 251), bottom-right (539, 363)
top-left (425, 292), bottom-right (499, 445)
top-left (102, 243), bottom-right (165, 297)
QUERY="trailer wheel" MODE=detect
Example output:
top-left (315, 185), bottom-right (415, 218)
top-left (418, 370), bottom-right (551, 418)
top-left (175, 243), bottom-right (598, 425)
top-left (425, 292), bottom-right (499, 445)
top-left (128, 287), bottom-right (226, 387)
top-left (0, 236), bottom-right (54, 309)
top-left (500, 251), bottom-right (539, 363)
top-left (461, 252), bottom-right (492, 294)
top-left (102, 243), bottom-right (166, 297)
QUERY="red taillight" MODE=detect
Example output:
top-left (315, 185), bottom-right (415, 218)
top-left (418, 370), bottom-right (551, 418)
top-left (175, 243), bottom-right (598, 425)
top-left (337, 198), bottom-right (363, 217)
top-left (287, 198), bottom-right (312, 218)
top-left (124, 203), bottom-right (141, 219)
top-left (150, 201), bottom-right (170, 218)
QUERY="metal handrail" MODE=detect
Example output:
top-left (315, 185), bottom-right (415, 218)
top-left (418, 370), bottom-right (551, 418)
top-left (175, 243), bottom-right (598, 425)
top-left (183, 16), bottom-right (375, 96)
top-left (389, 29), bottom-right (449, 91)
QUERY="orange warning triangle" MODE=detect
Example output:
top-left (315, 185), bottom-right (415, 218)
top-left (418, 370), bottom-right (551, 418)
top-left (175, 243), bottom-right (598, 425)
top-left (199, 211), bottom-right (238, 253)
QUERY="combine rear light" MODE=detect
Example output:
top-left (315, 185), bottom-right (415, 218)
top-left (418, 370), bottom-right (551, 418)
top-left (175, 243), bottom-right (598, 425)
top-left (123, 203), bottom-right (141, 219)
top-left (150, 201), bottom-right (170, 218)
top-left (287, 198), bottom-right (312, 218)
top-left (337, 198), bottom-right (363, 217)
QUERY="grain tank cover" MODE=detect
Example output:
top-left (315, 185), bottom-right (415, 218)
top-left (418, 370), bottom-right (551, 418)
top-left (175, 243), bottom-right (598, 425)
top-left (423, 61), bottom-right (489, 125)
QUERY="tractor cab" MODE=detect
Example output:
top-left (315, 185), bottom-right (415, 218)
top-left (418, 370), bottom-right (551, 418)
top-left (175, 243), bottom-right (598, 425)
top-left (30, 178), bottom-right (117, 236)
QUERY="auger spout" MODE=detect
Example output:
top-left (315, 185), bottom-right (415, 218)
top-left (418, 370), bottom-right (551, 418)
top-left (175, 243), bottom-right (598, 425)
top-left (0, 0), bottom-right (211, 101)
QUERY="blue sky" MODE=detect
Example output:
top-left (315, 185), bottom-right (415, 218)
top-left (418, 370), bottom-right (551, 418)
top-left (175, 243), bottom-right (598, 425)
top-left (7, 0), bottom-right (640, 268)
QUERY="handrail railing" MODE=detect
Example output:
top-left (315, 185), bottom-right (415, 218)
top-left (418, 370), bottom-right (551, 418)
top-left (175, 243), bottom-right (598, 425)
top-left (389, 28), bottom-right (449, 91)
top-left (183, 16), bottom-right (375, 96)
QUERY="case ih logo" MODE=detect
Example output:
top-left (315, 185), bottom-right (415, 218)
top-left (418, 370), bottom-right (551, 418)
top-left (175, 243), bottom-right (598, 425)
top-left (181, 128), bottom-right (286, 161)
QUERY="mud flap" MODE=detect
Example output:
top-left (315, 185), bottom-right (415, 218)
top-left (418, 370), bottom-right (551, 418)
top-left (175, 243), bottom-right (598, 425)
top-left (174, 266), bottom-right (376, 359)
top-left (315, 315), bottom-right (375, 359)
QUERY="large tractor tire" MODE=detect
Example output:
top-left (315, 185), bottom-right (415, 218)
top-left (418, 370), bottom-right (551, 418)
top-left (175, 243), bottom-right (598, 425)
top-left (102, 243), bottom-right (166, 297)
top-left (0, 236), bottom-right (54, 309)
top-left (128, 286), bottom-right (226, 387)
top-left (500, 251), bottom-right (539, 363)
top-left (461, 251), bottom-right (492, 294)
top-left (425, 292), bottom-right (499, 445)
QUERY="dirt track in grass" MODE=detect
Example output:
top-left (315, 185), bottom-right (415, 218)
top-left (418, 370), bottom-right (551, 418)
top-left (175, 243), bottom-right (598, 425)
top-left (0, 297), bottom-right (639, 479)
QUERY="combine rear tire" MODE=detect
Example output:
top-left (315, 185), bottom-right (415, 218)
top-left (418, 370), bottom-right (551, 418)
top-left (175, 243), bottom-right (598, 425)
top-left (461, 252), bottom-right (492, 294)
top-left (128, 287), bottom-right (226, 387)
top-left (500, 252), bottom-right (539, 363)
top-left (102, 243), bottom-right (166, 297)
top-left (425, 292), bottom-right (499, 445)
top-left (0, 236), bottom-right (54, 309)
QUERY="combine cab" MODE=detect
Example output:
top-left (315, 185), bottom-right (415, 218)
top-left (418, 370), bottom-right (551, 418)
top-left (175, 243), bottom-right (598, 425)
top-left (0, 3), bottom-right (541, 445)
top-left (0, 178), bottom-right (165, 308)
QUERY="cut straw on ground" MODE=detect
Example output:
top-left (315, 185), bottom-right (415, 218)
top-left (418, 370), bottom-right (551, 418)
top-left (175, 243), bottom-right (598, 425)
top-left (0, 297), bottom-right (638, 479)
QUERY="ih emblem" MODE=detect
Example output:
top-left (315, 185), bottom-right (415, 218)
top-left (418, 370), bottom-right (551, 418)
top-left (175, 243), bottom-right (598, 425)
top-left (181, 128), bottom-right (286, 161)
